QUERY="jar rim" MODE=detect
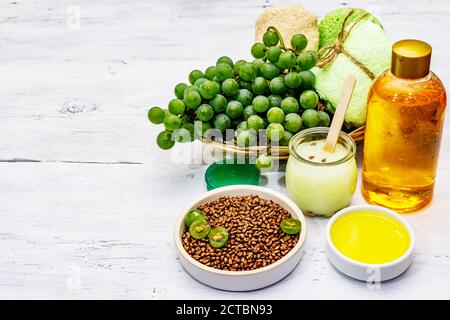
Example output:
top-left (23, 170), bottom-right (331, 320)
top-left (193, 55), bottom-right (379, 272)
top-left (288, 127), bottom-right (356, 166)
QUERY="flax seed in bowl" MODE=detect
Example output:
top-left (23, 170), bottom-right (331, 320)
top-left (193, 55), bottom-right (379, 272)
top-left (174, 185), bottom-right (307, 291)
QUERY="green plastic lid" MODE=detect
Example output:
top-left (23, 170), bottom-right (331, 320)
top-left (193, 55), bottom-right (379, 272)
top-left (205, 159), bottom-right (260, 191)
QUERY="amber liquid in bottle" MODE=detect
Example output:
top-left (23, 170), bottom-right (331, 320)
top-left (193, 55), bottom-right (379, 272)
top-left (362, 71), bottom-right (446, 212)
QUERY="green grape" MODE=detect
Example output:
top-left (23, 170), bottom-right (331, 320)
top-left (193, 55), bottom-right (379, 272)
top-left (280, 97), bottom-right (300, 114)
top-left (268, 95), bottom-right (283, 108)
top-left (200, 80), bottom-right (220, 99)
top-left (274, 61), bottom-right (284, 70)
top-left (260, 62), bottom-right (280, 80)
top-left (317, 111), bottom-right (331, 127)
top-left (213, 113), bottom-right (232, 132)
top-left (251, 77), bottom-right (268, 95)
top-left (300, 90), bottom-right (319, 109)
top-left (196, 104), bottom-right (214, 122)
top-left (278, 51), bottom-right (297, 69)
top-left (233, 60), bottom-right (246, 75)
top-left (189, 220), bottom-right (211, 239)
top-left (168, 98), bottom-right (185, 115)
top-left (267, 107), bottom-right (285, 124)
top-left (325, 101), bottom-right (336, 114)
top-left (172, 128), bottom-right (192, 143)
top-left (266, 46), bottom-right (282, 63)
top-left (156, 130), bottom-right (175, 150)
top-left (235, 89), bottom-right (253, 107)
top-left (221, 78), bottom-right (240, 97)
top-left (247, 115), bottom-right (265, 131)
top-left (302, 109), bottom-right (320, 128)
top-left (194, 121), bottom-right (213, 138)
top-left (174, 83), bottom-right (188, 99)
top-left (291, 34), bottom-right (308, 52)
top-left (267, 123), bottom-right (285, 142)
top-left (217, 56), bottom-right (234, 67)
top-left (238, 79), bottom-right (252, 91)
top-left (253, 58), bottom-right (265, 70)
top-left (291, 65), bottom-right (302, 73)
top-left (163, 114), bottom-right (181, 131)
top-left (148, 106), bottom-right (165, 124)
top-left (237, 120), bottom-right (248, 133)
top-left (243, 105), bottom-right (256, 120)
top-left (251, 43), bottom-right (266, 59)
top-left (263, 30), bottom-right (279, 47)
top-left (184, 210), bottom-right (206, 227)
top-left (188, 70), bottom-right (205, 85)
top-left (183, 85), bottom-right (200, 96)
top-left (299, 70), bottom-right (316, 89)
top-left (284, 71), bottom-right (302, 89)
top-left (236, 130), bottom-right (257, 147)
top-left (252, 95), bottom-right (270, 113)
top-left (283, 113), bottom-right (302, 133)
top-left (183, 90), bottom-right (202, 109)
top-left (281, 218), bottom-right (302, 235)
top-left (215, 63), bottom-right (234, 81)
top-left (297, 51), bottom-right (318, 70)
top-left (269, 76), bottom-right (286, 95)
top-left (204, 66), bottom-right (216, 80)
top-left (279, 130), bottom-right (293, 146)
top-left (209, 94), bottom-right (227, 113)
top-left (239, 63), bottom-right (258, 81)
top-left (225, 101), bottom-right (244, 119)
top-left (182, 123), bottom-right (195, 141)
top-left (208, 227), bottom-right (229, 248)
top-left (179, 113), bottom-right (189, 125)
top-left (256, 154), bottom-right (273, 171)
top-left (194, 77), bottom-right (207, 87)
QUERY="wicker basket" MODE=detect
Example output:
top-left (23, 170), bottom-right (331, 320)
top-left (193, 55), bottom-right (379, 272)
top-left (202, 126), bottom-right (365, 161)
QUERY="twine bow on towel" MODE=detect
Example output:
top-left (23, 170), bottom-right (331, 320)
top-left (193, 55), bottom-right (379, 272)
top-left (317, 10), bottom-right (376, 80)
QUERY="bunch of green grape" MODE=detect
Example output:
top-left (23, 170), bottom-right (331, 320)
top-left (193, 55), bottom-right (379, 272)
top-left (148, 27), bottom-right (331, 150)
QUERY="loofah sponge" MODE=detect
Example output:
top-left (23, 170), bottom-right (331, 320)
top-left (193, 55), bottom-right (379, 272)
top-left (313, 13), bottom-right (391, 128)
top-left (255, 4), bottom-right (319, 51)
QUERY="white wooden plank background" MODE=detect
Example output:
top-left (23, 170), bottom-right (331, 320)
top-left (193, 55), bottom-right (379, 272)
top-left (0, 0), bottom-right (449, 299)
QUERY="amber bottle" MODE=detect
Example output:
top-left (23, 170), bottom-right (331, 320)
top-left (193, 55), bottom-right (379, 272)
top-left (362, 40), bottom-right (446, 213)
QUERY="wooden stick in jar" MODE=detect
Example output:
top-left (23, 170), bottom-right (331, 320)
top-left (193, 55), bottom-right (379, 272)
top-left (324, 75), bottom-right (357, 153)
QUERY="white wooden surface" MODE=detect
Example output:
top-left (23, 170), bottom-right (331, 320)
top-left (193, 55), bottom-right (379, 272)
top-left (1, 0), bottom-right (449, 299)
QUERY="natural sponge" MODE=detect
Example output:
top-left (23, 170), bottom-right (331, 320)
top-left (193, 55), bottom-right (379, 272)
top-left (255, 4), bottom-right (319, 51)
top-left (313, 9), bottom-right (391, 127)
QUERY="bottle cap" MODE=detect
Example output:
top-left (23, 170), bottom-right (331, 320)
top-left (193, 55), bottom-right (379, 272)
top-left (205, 159), bottom-right (260, 191)
top-left (391, 40), bottom-right (432, 79)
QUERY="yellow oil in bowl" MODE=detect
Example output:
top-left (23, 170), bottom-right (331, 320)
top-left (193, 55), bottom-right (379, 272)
top-left (330, 211), bottom-right (411, 264)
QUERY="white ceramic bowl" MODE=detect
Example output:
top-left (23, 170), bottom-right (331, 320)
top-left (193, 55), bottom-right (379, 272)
top-left (174, 185), bottom-right (307, 291)
top-left (325, 205), bottom-right (415, 282)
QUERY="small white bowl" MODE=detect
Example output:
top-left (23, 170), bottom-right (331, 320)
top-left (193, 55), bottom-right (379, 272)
top-left (174, 185), bottom-right (307, 291)
top-left (325, 205), bottom-right (415, 282)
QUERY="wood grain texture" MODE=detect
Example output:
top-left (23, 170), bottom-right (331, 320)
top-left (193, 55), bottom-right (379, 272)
top-left (0, 0), bottom-right (449, 299)
top-left (324, 75), bottom-right (356, 152)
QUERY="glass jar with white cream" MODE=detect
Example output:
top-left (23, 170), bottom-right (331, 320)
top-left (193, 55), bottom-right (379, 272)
top-left (286, 128), bottom-right (357, 217)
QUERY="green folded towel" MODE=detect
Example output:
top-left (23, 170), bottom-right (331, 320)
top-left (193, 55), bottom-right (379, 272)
top-left (313, 10), bottom-right (392, 128)
top-left (318, 8), bottom-right (383, 48)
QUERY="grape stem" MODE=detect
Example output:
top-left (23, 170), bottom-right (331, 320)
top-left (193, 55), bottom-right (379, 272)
top-left (266, 26), bottom-right (288, 51)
